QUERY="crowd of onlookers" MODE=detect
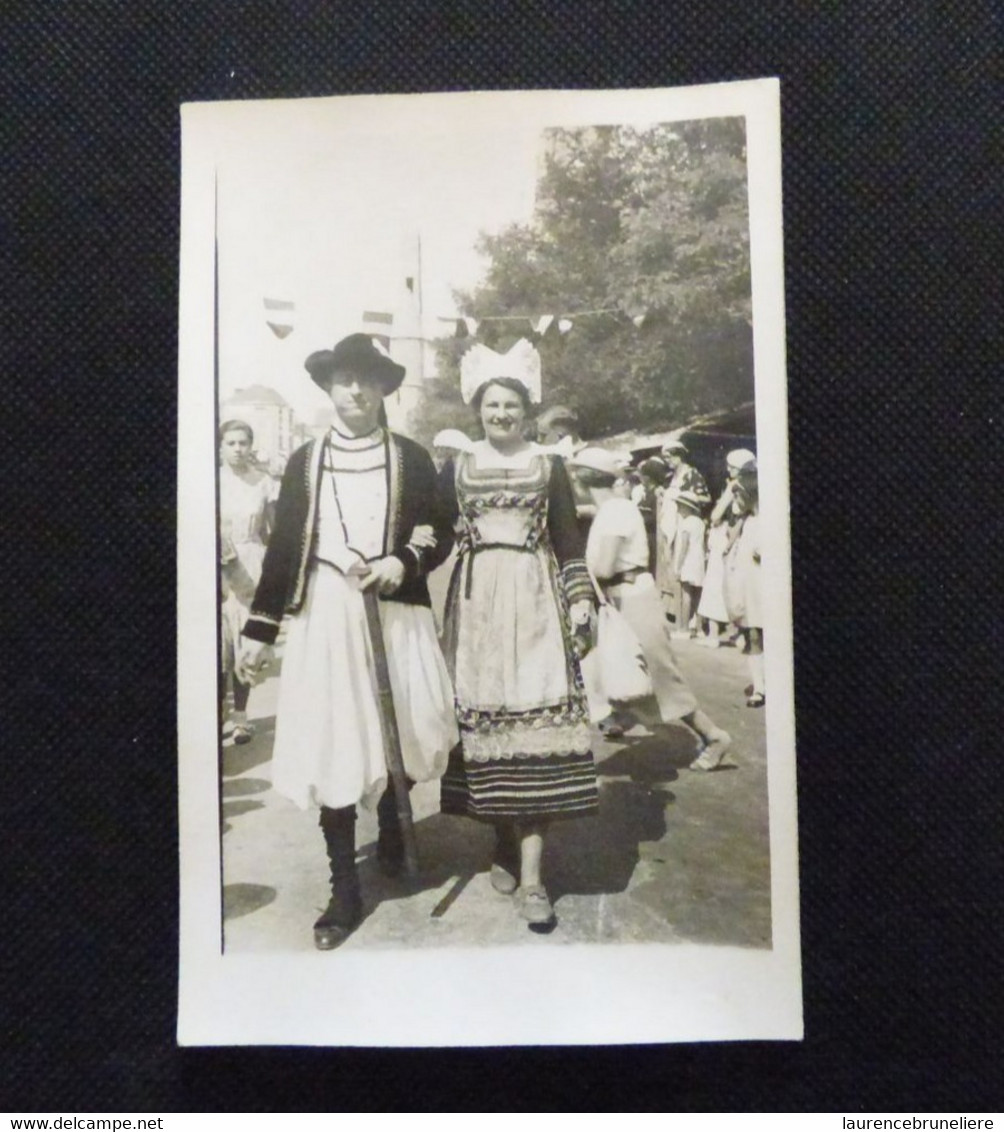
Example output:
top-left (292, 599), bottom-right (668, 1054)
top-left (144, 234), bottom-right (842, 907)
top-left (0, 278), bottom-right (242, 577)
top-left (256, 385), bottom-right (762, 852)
top-left (527, 407), bottom-right (765, 714)
top-left (630, 438), bottom-right (764, 708)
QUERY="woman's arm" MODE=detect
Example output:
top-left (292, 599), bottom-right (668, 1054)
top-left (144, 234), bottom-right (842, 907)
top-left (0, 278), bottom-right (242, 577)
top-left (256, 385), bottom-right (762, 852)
top-left (392, 445), bottom-right (455, 583)
top-left (546, 457), bottom-right (594, 608)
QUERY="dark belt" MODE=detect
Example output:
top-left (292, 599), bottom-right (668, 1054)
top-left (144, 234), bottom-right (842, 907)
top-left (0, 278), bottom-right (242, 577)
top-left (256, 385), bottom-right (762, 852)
top-left (605, 568), bottom-right (644, 588)
top-left (461, 542), bottom-right (538, 599)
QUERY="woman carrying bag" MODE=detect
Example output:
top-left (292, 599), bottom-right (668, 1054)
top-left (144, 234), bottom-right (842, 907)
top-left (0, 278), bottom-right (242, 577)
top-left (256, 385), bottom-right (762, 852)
top-left (572, 448), bottom-right (732, 772)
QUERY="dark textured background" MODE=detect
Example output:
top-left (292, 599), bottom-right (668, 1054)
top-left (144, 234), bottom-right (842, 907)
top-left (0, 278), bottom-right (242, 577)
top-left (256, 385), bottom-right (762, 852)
top-left (5, 0), bottom-right (1001, 1112)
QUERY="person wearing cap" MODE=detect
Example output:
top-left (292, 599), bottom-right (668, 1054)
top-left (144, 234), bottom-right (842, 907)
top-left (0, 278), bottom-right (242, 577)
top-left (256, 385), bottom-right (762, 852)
top-left (238, 333), bottom-right (458, 949)
top-left (697, 447), bottom-right (756, 648)
top-left (671, 489), bottom-right (708, 638)
top-left (437, 339), bottom-right (598, 927)
top-left (658, 439), bottom-right (711, 632)
top-left (573, 447), bottom-right (732, 771)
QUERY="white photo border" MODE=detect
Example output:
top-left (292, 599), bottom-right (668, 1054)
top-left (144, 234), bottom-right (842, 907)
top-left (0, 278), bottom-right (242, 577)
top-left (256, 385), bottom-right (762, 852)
top-left (177, 78), bottom-right (800, 1046)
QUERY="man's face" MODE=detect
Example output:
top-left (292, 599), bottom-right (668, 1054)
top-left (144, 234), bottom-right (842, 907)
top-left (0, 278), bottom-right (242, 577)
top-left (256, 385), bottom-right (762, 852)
top-left (328, 368), bottom-right (383, 434)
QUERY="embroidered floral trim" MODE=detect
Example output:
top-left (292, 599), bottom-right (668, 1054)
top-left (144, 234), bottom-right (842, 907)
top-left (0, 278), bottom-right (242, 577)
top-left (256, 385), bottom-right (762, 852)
top-left (460, 721), bottom-right (593, 762)
top-left (458, 697), bottom-right (589, 732)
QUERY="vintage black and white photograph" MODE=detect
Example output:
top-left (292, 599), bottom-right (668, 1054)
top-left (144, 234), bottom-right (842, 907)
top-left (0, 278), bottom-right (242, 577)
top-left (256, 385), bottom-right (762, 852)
top-left (178, 80), bottom-right (798, 1046)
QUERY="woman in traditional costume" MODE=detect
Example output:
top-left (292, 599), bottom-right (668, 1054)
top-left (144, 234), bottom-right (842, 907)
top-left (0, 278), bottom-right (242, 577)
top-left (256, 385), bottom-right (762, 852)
top-left (219, 419), bottom-right (274, 744)
top-left (438, 339), bottom-right (598, 927)
top-left (239, 334), bottom-right (458, 949)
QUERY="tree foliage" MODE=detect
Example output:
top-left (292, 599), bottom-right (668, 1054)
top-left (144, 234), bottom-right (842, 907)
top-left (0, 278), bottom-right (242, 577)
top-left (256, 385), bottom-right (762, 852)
top-left (409, 118), bottom-right (754, 445)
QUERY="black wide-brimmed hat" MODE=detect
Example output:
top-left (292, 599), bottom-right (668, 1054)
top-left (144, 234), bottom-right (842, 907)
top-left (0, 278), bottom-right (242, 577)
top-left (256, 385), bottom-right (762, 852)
top-left (304, 333), bottom-right (406, 395)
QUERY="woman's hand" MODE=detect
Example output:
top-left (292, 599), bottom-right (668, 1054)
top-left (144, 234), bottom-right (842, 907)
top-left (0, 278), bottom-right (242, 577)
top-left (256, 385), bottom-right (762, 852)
top-left (569, 599), bottom-right (592, 627)
top-left (237, 639), bottom-right (273, 685)
top-left (359, 556), bottom-right (406, 595)
top-left (569, 598), bottom-right (594, 660)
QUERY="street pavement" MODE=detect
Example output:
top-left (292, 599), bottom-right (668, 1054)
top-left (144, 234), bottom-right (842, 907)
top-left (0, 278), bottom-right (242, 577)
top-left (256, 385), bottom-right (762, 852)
top-left (220, 615), bottom-right (771, 954)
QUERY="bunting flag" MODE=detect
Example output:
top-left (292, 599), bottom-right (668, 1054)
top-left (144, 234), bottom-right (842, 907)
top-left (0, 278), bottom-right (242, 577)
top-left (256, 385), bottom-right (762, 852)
top-left (264, 297), bottom-right (295, 339)
top-left (432, 304), bottom-right (653, 339)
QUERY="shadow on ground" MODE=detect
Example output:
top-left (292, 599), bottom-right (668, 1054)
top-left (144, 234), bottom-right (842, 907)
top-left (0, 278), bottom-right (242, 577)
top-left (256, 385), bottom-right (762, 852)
top-left (224, 882), bottom-right (276, 920)
top-left (221, 716), bottom-right (276, 777)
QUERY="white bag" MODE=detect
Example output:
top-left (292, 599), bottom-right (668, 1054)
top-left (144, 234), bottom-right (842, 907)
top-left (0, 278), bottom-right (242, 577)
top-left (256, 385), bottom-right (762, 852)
top-left (595, 601), bottom-right (652, 702)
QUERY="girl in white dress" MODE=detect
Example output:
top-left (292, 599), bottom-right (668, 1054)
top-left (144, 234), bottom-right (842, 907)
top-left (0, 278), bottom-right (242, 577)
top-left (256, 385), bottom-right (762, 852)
top-left (724, 463), bottom-right (765, 708)
top-left (218, 420), bottom-right (273, 743)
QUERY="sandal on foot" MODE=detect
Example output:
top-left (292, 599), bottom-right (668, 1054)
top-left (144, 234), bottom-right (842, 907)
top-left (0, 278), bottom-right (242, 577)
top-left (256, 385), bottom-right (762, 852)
top-left (746, 692), bottom-right (766, 708)
top-left (689, 730), bottom-right (732, 771)
top-left (232, 723), bottom-right (253, 745)
top-left (516, 885), bottom-right (554, 924)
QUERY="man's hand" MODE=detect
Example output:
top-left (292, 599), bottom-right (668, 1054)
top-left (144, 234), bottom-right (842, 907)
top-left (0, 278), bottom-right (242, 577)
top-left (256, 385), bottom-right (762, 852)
top-left (358, 555), bottom-right (406, 595)
top-left (237, 638), bottom-right (274, 685)
top-left (408, 524), bottom-right (437, 550)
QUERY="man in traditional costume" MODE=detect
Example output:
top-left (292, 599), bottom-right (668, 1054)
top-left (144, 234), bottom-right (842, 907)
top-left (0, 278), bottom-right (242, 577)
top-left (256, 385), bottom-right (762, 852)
top-left (239, 333), bottom-right (458, 949)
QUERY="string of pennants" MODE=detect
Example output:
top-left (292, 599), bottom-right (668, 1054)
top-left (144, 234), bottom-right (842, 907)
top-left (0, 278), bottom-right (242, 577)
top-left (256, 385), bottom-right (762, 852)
top-left (437, 307), bottom-right (649, 339)
top-left (263, 296), bottom-right (652, 342)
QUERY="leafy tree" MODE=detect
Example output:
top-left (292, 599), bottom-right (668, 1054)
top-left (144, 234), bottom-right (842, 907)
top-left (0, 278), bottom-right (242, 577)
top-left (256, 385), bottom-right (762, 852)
top-left (412, 118), bottom-right (753, 442)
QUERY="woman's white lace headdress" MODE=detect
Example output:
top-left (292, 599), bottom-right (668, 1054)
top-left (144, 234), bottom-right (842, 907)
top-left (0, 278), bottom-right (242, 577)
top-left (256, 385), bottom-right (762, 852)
top-left (459, 339), bottom-right (542, 405)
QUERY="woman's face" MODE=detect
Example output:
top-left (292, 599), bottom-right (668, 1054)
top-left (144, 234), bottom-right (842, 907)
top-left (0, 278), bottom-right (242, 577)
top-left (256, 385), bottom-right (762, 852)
top-left (480, 383), bottom-right (527, 449)
top-left (328, 369), bottom-right (383, 435)
top-left (220, 429), bottom-right (252, 468)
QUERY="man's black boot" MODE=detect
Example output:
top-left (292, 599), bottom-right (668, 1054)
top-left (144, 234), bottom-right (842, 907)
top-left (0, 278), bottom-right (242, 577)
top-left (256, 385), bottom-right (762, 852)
top-left (314, 805), bottom-right (363, 950)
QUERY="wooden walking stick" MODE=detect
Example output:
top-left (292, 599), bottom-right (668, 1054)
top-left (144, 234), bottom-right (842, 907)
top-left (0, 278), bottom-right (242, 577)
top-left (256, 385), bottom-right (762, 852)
top-left (362, 588), bottom-right (420, 876)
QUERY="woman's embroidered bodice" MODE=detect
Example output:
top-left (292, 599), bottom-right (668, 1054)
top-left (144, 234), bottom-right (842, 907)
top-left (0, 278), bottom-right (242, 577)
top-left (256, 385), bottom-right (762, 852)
top-left (455, 452), bottom-right (552, 552)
